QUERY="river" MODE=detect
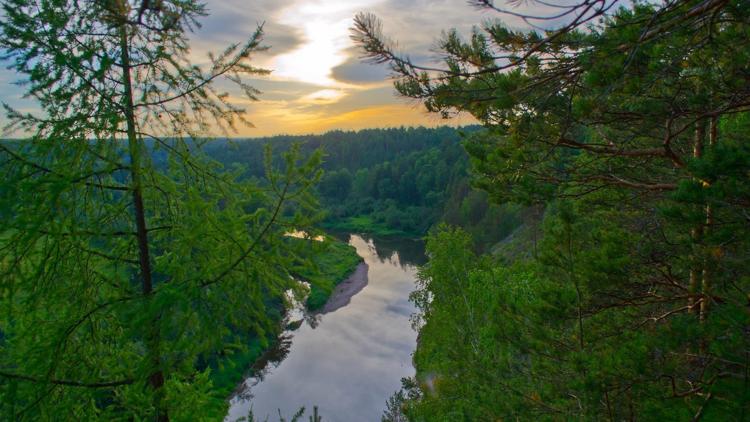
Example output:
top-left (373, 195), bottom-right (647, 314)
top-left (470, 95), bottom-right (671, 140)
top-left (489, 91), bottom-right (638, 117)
top-left (225, 234), bottom-right (426, 422)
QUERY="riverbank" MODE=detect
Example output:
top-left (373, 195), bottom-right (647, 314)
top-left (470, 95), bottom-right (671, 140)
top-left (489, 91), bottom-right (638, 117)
top-left (208, 333), bottom-right (278, 417)
top-left (293, 235), bottom-right (362, 310)
top-left (322, 215), bottom-right (417, 238)
top-left (319, 262), bottom-right (369, 314)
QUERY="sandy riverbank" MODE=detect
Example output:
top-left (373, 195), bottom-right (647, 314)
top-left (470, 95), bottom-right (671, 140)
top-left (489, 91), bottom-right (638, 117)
top-left (319, 262), bottom-right (369, 314)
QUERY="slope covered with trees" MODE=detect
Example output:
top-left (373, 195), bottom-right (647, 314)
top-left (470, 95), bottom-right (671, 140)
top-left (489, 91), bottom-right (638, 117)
top-left (356, 0), bottom-right (750, 419)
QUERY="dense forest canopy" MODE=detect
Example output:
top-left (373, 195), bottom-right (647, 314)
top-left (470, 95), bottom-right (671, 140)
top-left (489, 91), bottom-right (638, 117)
top-left (355, 0), bottom-right (750, 420)
top-left (205, 126), bottom-right (522, 243)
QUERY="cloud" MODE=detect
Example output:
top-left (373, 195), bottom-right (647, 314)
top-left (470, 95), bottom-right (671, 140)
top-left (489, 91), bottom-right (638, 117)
top-left (0, 0), bottom-right (606, 137)
top-left (364, 0), bottom-right (487, 52)
top-left (330, 48), bottom-right (391, 85)
top-left (0, 68), bottom-right (44, 134)
top-left (358, 0), bottom-right (604, 65)
top-left (270, 0), bottom-right (382, 86)
top-left (295, 85), bottom-right (397, 116)
top-left (230, 78), bottom-right (326, 102)
top-left (188, 0), bottom-right (306, 69)
top-left (299, 89), bottom-right (348, 105)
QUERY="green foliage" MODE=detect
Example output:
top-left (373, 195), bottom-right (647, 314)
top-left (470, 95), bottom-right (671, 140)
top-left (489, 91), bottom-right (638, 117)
top-left (322, 216), bottom-right (411, 238)
top-left (207, 126), bottom-right (474, 236)
top-left (209, 337), bottom-right (267, 403)
top-left (405, 199), bottom-right (750, 420)
top-left (208, 126), bottom-right (524, 248)
top-left (292, 236), bottom-right (362, 311)
top-left (359, 1), bottom-right (750, 420)
top-left (0, 1), bottom-right (322, 420)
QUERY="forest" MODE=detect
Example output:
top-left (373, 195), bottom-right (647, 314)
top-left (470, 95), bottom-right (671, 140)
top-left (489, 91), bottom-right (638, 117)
top-left (0, 0), bottom-right (749, 421)
top-left (206, 126), bottom-right (521, 246)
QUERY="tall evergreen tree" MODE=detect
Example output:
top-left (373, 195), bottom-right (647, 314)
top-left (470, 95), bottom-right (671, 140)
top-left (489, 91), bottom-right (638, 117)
top-left (0, 1), bottom-right (320, 419)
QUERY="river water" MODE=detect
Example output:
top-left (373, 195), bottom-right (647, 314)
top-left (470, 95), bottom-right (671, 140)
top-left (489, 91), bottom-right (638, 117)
top-left (226, 234), bottom-right (426, 422)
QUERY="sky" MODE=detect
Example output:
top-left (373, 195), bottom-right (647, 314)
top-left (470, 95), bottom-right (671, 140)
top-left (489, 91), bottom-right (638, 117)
top-left (187, 0), bottom-right (494, 137)
top-left (0, 0), bottom-right (610, 138)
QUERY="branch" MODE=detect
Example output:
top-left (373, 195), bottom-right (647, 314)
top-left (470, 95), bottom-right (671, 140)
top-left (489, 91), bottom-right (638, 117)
top-left (557, 137), bottom-right (668, 159)
top-left (585, 174), bottom-right (678, 191)
top-left (0, 370), bottom-right (133, 388)
top-left (0, 144), bottom-right (130, 192)
top-left (200, 176), bottom-right (290, 289)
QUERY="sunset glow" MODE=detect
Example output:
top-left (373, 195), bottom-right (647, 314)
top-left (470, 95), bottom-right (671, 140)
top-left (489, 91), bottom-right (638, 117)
top-left (272, 0), bottom-right (378, 87)
top-left (0, 0), bottom-right (489, 137)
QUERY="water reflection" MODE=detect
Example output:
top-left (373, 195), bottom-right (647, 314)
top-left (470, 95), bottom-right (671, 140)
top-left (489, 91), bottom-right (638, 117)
top-left (226, 234), bottom-right (425, 422)
top-left (365, 235), bottom-right (427, 267)
top-left (326, 231), bottom-right (427, 268)
top-left (231, 334), bottom-right (293, 403)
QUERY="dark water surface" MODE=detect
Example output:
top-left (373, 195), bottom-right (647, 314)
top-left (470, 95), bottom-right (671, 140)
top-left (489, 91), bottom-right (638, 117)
top-left (226, 234), bottom-right (425, 422)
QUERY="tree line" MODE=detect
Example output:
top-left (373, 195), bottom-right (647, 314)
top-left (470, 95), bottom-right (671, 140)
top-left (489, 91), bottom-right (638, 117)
top-left (207, 126), bottom-right (521, 245)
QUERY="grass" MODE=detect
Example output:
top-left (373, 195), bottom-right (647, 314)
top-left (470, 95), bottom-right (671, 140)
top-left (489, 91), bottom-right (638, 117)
top-left (322, 215), bottom-right (412, 237)
top-left (294, 236), bottom-right (362, 310)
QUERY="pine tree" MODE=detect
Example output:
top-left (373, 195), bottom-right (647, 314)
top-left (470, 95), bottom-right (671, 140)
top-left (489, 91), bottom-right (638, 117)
top-left (355, 1), bottom-right (750, 419)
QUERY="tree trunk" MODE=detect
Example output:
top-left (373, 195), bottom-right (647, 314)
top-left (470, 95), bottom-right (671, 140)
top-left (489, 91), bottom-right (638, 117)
top-left (119, 21), bottom-right (168, 422)
top-left (700, 117), bottom-right (718, 322)
top-left (688, 120), bottom-right (705, 315)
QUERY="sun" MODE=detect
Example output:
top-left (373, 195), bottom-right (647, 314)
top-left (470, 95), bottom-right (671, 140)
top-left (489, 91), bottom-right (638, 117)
top-left (272, 0), bottom-right (380, 87)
